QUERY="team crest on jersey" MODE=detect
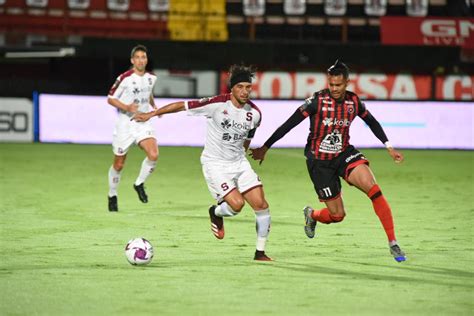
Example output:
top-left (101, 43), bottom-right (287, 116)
top-left (345, 102), bottom-right (355, 113)
top-left (222, 110), bottom-right (228, 115)
top-left (133, 87), bottom-right (140, 95)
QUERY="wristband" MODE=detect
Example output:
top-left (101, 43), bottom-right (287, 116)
top-left (384, 141), bottom-right (393, 149)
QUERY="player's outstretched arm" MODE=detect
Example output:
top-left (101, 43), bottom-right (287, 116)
top-left (250, 109), bottom-right (306, 165)
top-left (133, 101), bottom-right (185, 122)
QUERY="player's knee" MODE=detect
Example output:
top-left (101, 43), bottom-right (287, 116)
top-left (230, 198), bottom-right (245, 213)
top-left (114, 162), bottom-right (125, 171)
top-left (253, 199), bottom-right (268, 210)
top-left (148, 152), bottom-right (159, 161)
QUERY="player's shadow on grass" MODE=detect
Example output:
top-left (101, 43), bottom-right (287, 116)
top-left (268, 261), bottom-right (473, 289)
top-left (339, 260), bottom-right (474, 279)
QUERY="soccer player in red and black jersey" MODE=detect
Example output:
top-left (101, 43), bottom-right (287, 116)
top-left (250, 60), bottom-right (406, 262)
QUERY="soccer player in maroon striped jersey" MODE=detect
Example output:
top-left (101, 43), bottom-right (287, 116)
top-left (250, 60), bottom-right (406, 262)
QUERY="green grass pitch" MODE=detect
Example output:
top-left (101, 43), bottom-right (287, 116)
top-left (1, 143), bottom-right (473, 315)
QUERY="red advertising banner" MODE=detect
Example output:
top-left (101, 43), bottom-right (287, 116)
top-left (220, 71), bottom-right (431, 100)
top-left (435, 75), bottom-right (474, 100)
top-left (220, 71), bottom-right (473, 100)
top-left (380, 17), bottom-right (474, 47)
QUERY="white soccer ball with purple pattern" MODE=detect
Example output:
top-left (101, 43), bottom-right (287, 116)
top-left (125, 238), bottom-right (154, 265)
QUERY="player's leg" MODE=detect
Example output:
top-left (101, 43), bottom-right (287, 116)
top-left (109, 128), bottom-right (134, 212)
top-left (108, 155), bottom-right (127, 212)
top-left (133, 137), bottom-right (159, 203)
top-left (303, 158), bottom-right (346, 237)
top-left (203, 162), bottom-right (241, 239)
top-left (243, 187), bottom-right (272, 261)
top-left (238, 160), bottom-right (272, 261)
top-left (347, 163), bottom-right (406, 261)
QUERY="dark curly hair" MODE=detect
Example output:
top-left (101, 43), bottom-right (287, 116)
top-left (228, 63), bottom-right (257, 88)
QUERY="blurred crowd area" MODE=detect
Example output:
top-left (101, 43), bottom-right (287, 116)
top-left (0, 0), bottom-right (472, 99)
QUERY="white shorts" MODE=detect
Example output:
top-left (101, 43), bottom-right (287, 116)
top-left (112, 115), bottom-right (156, 155)
top-left (202, 158), bottom-right (262, 203)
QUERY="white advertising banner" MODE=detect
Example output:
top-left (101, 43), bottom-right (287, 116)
top-left (39, 94), bottom-right (473, 150)
top-left (0, 98), bottom-right (34, 142)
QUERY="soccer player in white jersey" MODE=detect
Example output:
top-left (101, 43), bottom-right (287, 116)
top-left (106, 45), bottom-right (159, 212)
top-left (133, 64), bottom-right (272, 261)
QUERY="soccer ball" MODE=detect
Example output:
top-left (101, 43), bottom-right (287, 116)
top-left (125, 238), bottom-right (154, 265)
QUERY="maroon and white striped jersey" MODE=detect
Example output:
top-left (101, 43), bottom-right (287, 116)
top-left (300, 89), bottom-right (368, 160)
top-left (108, 70), bottom-right (157, 116)
top-left (185, 94), bottom-right (262, 162)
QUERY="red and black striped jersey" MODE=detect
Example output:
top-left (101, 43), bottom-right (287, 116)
top-left (299, 89), bottom-right (368, 160)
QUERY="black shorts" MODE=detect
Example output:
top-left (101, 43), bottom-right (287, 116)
top-left (306, 145), bottom-right (369, 201)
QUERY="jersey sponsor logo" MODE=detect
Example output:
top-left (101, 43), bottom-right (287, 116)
top-left (221, 119), bottom-right (251, 131)
top-left (222, 133), bottom-right (232, 141)
top-left (221, 119), bottom-right (231, 129)
top-left (345, 152), bottom-right (364, 163)
top-left (133, 88), bottom-right (140, 95)
top-left (222, 132), bottom-right (245, 141)
top-left (319, 130), bottom-right (343, 153)
top-left (322, 118), bottom-right (351, 127)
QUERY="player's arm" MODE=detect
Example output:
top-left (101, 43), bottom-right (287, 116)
top-left (133, 101), bottom-right (185, 122)
top-left (361, 112), bottom-right (404, 163)
top-left (243, 139), bottom-right (251, 151)
top-left (149, 95), bottom-right (157, 110)
top-left (107, 97), bottom-right (138, 113)
top-left (249, 109), bottom-right (306, 163)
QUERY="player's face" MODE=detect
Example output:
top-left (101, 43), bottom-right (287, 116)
top-left (231, 82), bottom-right (252, 105)
top-left (328, 74), bottom-right (348, 100)
top-left (131, 51), bottom-right (148, 73)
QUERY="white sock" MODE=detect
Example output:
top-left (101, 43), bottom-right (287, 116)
top-left (389, 240), bottom-right (399, 247)
top-left (214, 202), bottom-right (238, 217)
top-left (255, 208), bottom-right (271, 251)
top-left (134, 158), bottom-right (157, 186)
top-left (108, 166), bottom-right (121, 197)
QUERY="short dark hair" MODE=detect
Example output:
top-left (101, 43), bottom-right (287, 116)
top-left (131, 45), bottom-right (147, 58)
top-left (327, 60), bottom-right (349, 79)
top-left (228, 63), bottom-right (256, 88)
